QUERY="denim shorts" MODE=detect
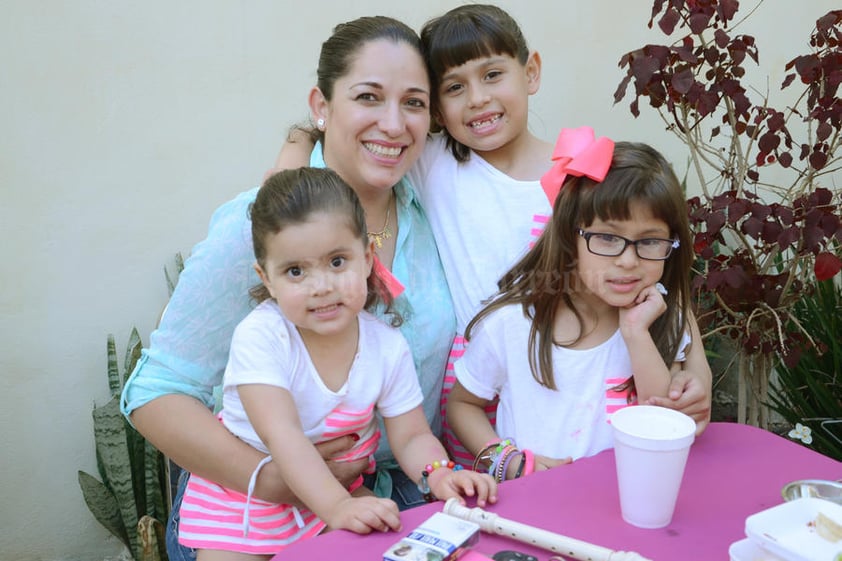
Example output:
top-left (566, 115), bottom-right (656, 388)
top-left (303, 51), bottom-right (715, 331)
top-left (166, 469), bottom-right (196, 561)
top-left (363, 467), bottom-right (426, 511)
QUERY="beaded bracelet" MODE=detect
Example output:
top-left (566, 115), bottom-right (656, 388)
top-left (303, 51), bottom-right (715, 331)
top-left (496, 447), bottom-right (521, 482)
top-left (486, 441), bottom-right (520, 483)
top-left (476, 439), bottom-right (513, 473)
top-left (472, 438), bottom-right (513, 473)
top-left (418, 459), bottom-right (463, 502)
top-left (472, 438), bottom-right (535, 482)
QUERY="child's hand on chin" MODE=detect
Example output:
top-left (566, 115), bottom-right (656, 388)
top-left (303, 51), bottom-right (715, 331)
top-left (619, 283), bottom-right (667, 334)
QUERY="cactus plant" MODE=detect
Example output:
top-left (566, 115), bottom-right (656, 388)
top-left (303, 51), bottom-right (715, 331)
top-left (78, 328), bottom-right (168, 561)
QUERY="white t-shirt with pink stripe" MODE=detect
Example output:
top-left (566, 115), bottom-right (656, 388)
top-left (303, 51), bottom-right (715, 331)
top-left (222, 301), bottom-right (421, 458)
top-left (454, 304), bottom-right (690, 461)
top-left (178, 301), bottom-right (421, 553)
top-left (409, 134), bottom-right (553, 334)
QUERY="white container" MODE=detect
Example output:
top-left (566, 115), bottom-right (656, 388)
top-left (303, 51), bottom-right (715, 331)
top-left (744, 497), bottom-right (842, 561)
top-left (611, 405), bottom-right (696, 528)
top-left (729, 538), bottom-right (785, 561)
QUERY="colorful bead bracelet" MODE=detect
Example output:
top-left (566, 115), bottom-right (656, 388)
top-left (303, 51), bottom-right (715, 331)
top-left (418, 459), bottom-right (463, 502)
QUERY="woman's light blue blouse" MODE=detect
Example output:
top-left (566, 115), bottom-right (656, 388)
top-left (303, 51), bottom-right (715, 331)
top-left (121, 148), bottom-right (455, 462)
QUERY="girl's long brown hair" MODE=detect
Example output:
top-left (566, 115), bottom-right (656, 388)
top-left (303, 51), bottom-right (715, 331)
top-left (464, 142), bottom-right (694, 391)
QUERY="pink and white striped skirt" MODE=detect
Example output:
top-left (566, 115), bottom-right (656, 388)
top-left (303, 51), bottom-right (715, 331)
top-left (177, 473), bottom-right (325, 555)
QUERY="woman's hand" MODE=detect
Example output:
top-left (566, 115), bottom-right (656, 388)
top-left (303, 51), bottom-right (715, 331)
top-left (644, 312), bottom-right (712, 435)
top-left (429, 468), bottom-right (498, 507)
top-left (316, 435), bottom-right (371, 490)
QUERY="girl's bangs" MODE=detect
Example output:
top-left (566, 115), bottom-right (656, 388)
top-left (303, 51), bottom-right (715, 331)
top-left (428, 24), bottom-right (518, 80)
top-left (581, 173), bottom-right (678, 230)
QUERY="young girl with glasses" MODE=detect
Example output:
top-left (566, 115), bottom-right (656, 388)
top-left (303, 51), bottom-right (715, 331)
top-left (445, 133), bottom-right (703, 482)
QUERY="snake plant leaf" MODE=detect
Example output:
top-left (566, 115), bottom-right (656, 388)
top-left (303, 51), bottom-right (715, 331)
top-left (78, 470), bottom-right (130, 549)
top-left (93, 395), bottom-right (139, 557)
top-left (84, 315), bottom-right (174, 558)
top-left (143, 440), bottom-right (167, 522)
top-left (137, 515), bottom-right (166, 561)
top-left (164, 252), bottom-right (185, 296)
top-left (107, 334), bottom-right (121, 398)
top-left (126, 413), bottom-right (148, 515)
top-left (123, 328), bottom-right (142, 385)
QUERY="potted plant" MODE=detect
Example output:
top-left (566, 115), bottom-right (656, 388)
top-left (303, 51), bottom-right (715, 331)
top-left (613, 1), bottom-right (842, 427)
top-left (78, 329), bottom-right (168, 561)
top-left (78, 254), bottom-right (183, 561)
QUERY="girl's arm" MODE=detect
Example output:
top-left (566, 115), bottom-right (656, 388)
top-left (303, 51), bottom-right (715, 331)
top-left (646, 312), bottom-right (713, 434)
top-left (446, 382), bottom-right (571, 476)
top-left (384, 405), bottom-right (497, 507)
top-left (619, 284), bottom-right (672, 402)
top-left (265, 126), bottom-right (316, 180)
top-left (445, 380), bottom-right (500, 457)
top-left (238, 384), bottom-right (402, 533)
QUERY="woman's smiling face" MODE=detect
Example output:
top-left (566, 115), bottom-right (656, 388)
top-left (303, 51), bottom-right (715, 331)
top-left (315, 39), bottom-right (431, 197)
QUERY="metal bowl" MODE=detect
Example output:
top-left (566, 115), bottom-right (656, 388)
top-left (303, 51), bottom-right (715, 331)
top-left (781, 479), bottom-right (842, 505)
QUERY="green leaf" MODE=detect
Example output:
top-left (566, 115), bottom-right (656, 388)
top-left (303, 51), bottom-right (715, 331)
top-left (126, 415), bottom-right (147, 516)
top-left (107, 334), bottom-right (120, 398)
top-left (164, 252), bottom-right (185, 296)
top-left (769, 278), bottom-right (842, 460)
top-left (93, 396), bottom-right (139, 556)
top-left (124, 327), bottom-right (143, 382)
top-left (144, 440), bottom-right (167, 522)
top-left (78, 470), bottom-right (130, 548)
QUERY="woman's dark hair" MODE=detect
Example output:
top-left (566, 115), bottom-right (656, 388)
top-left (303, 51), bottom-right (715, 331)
top-left (465, 142), bottom-right (694, 393)
top-left (249, 167), bottom-right (400, 325)
top-left (420, 4), bottom-right (530, 161)
top-left (297, 16), bottom-right (425, 147)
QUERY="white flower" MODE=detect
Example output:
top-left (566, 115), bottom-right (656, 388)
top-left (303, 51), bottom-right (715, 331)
top-left (788, 423), bottom-right (813, 445)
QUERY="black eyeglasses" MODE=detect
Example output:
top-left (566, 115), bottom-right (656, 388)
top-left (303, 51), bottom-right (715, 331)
top-left (577, 229), bottom-right (679, 261)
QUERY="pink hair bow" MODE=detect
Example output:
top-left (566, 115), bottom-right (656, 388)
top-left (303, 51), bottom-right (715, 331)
top-left (540, 126), bottom-right (615, 203)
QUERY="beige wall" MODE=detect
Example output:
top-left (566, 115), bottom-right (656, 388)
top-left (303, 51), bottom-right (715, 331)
top-left (1, 1), bottom-right (833, 559)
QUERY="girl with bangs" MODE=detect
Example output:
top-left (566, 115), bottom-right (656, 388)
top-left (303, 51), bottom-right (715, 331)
top-left (411, 5), bottom-right (711, 469)
top-left (445, 138), bottom-right (705, 481)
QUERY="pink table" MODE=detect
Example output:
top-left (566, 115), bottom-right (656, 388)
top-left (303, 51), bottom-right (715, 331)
top-left (272, 422), bottom-right (841, 560)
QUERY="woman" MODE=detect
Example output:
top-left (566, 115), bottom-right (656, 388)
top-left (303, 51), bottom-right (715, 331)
top-left (120, 16), bottom-right (455, 559)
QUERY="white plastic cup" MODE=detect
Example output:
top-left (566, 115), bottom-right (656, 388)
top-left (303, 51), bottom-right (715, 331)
top-left (611, 405), bottom-right (696, 528)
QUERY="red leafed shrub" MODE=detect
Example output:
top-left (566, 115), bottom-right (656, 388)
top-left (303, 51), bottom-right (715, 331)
top-left (615, 1), bottom-right (841, 426)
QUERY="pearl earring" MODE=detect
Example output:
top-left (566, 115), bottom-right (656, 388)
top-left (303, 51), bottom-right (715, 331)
top-left (317, 118), bottom-right (325, 130)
